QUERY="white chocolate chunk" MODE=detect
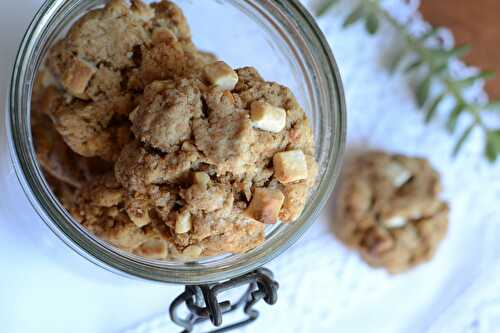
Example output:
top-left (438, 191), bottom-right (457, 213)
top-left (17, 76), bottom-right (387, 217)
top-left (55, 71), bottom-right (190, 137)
top-left (175, 211), bottom-right (192, 234)
top-left (273, 150), bottom-right (308, 184)
top-left (107, 207), bottom-right (119, 218)
top-left (181, 141), bottom-right (197, 152)
top-left (383, 216), bottom-right (408, 229)
top-left (63, 57), bottom-right (97, 97)
top-left (133, 239), bottom-right (168, 259)
top-left (129, 106), bottom-right (140, 122)
top-left (193, 172), bottom-right (210, 189)
top-left (250, 101), bottom-right (287, 133)
top-left (244, 188), bottom-right (285, 224)
top-left (182, 245), bottom-right (203, 258)
top-left (130, 0), bottom-right (155, 21)
top-left (127, 211), bottom-right (151, 228)
top-left (384, 162), bottom-right (412, 187)
top-left (203, 61), bottom-right (239, 90)
top-left (125, 195), bottom-right (150, 228)
top-left (409, 210), bottom-right (423, 220)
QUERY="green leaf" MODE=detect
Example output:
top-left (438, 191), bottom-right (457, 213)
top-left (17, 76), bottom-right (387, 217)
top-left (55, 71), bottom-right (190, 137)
top-left (485, 129), bottom-right (500, 162)
top-left (452, 124), bottom-right (475, 157)
top-left (428, 45), bottom-right (471, 69)
top-left (389, 49), bottom-right (406, 73)
top-left (447, 103), bottom-right (466, 133)
top-left (405, 59), bottom-right (423, 73)
top-left (431, 44), bottom-right (471, 61)
top-left (416, 76), bottom-right (432, 108)
top-left (429, 56), bottom-right (449, 69)
top-left (316, 0), bottom-right (340, 17)
top-left (450, 44), bottom-right (472, 58)
top-left (433, 63), bottom-right (449, 74)
top-left (455, 71), bottom-right (496, 88)
top-left (418, 28), bottom-right (439, 42)
top-left (343, 4), bottom-right (366, 28)
top-left (478, 70), bottom-right (496, 80)
top-left (365, 12), bottom-right (379, 34)
top-left (425, 93), bottom-right (446, 123)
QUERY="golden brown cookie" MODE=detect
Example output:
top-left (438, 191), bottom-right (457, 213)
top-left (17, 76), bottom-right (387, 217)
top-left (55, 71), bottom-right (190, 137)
top-left (44, 0), bottom-right (211, 162)
top-left (334, 152), bottom-right (449, 274)
top-left (31, 81), bottom-right (114, 186)
top-left (47, 95), bottom-right (134, 161)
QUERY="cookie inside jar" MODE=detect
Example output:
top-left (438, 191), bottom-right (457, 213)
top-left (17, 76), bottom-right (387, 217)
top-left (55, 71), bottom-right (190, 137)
top-left (32, 0), bottom-right (318, 261)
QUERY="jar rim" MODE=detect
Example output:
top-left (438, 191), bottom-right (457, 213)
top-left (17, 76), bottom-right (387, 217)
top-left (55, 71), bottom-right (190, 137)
top-left (7, 0), bottom-right (346, 284)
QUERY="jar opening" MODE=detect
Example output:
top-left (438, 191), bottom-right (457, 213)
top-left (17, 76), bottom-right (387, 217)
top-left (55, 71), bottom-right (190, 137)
top-left (7, 0), bottom-right (345, 284)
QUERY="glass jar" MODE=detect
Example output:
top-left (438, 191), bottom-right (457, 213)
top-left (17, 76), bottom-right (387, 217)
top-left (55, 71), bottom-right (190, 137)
top-left (5, 0), bottom-right (345, 287)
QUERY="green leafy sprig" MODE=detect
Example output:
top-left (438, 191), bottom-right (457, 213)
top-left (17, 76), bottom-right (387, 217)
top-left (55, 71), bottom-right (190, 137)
top-left (317, 0), bottom-right (500, 162)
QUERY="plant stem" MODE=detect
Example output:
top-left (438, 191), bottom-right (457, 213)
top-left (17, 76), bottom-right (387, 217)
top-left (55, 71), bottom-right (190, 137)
top-left (444, 79), bottom-right (487, 129)
top-left (364, 0), bottom-right (488, 130)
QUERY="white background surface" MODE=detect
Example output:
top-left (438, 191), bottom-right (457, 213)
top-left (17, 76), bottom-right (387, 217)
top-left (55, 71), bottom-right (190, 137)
top-left (1, 1), bottom-right (499, 333)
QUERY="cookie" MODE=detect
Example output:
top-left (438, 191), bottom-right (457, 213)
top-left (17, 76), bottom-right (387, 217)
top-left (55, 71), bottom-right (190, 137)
top-left (111, 64), bottom-right (318, 258)
top-left (46, 93), bottom-right (134, 161)
top-left (334, 151), bottom-right (449, 274)
top-left (44, 0), bottom-right (211, 161)
top-left (32, 81), bottom-right (114, 187)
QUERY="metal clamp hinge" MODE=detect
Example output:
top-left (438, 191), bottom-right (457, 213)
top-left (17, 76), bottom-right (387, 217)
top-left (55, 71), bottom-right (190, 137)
top-left (169, 268), bottom-right (279, 333)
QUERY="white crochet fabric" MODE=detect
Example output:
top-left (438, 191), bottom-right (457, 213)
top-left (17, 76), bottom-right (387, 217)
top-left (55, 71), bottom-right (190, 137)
top-left (124, 1), bottom-right (500, 332)
top-left (0, 1), bottom-right (498, 332)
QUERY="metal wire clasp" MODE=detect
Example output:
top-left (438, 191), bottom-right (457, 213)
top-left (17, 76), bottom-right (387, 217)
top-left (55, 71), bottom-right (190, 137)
top-left (169, 268), bottom-right (279, 333)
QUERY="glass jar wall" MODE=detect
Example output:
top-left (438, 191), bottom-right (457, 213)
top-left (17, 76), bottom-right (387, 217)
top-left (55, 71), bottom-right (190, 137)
top-left (5, 0), bottom-right (345, 284)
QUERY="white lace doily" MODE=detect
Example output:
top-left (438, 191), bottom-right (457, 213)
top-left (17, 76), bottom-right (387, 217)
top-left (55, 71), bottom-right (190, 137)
top-left (125, 1), bottom-right (500, 332)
